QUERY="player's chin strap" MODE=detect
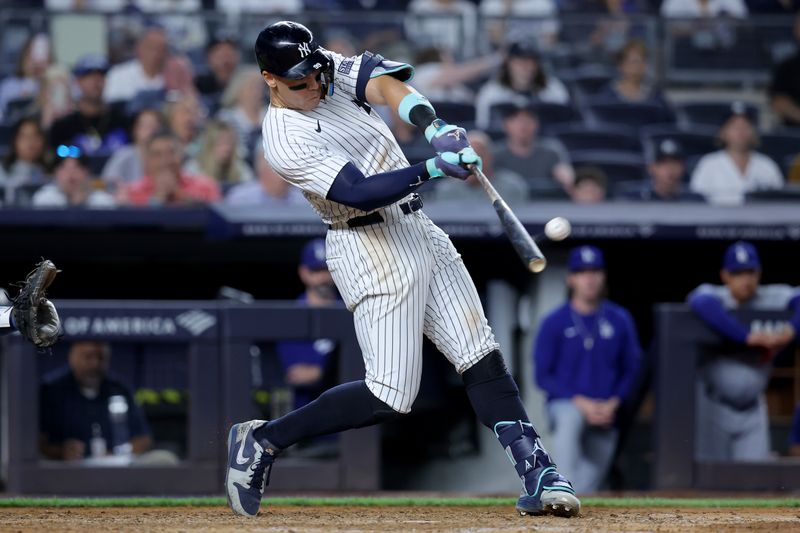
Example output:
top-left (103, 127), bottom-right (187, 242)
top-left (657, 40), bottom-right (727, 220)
top-left (495, 421), bottom-right (571, 497)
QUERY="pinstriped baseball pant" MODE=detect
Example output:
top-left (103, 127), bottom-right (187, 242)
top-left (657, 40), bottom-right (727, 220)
top-left (0, 306), bottom-right (13, 333)
top-left (325, 207), bottom-right (499, 413)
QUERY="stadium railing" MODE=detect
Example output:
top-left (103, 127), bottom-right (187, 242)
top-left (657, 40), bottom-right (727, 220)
top-left (1, 299), bottom-right (377, 495)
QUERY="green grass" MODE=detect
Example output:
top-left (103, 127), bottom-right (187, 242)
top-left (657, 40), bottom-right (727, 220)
top-left (0, 496), bottom-right (799, 508)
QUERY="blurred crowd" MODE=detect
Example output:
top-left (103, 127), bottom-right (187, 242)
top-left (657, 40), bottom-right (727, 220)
top-left (0, 1), bottom-right (799, 209)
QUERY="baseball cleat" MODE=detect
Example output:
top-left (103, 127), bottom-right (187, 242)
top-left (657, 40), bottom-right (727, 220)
top-left (516, 466), bottom-right (581, 517)
top-left (494, 421), bottom-right (581, 518)
top-left (225, 420), bottom-right (279, 517)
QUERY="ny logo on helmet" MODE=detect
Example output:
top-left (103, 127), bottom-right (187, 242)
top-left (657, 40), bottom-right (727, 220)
top-left (298, 42), bottom-right (311, 57)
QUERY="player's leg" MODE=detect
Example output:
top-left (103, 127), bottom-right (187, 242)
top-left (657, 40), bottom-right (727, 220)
top-left (258, 288), bottom-right (429, 449)
top-left (420, 216), bottom-right (579, 516)
top-left (1, 289), bottom-right (15, 335)
top-left (0, 305), bottom-right (14, 335)
top-left (578, 425), bottom-right (618, 493)
top-left (545, 399), bottom-right (586, 490)
top-left (226, 225), bottom-right (431, 517)
top-left (695, 380), bottom-right (731, 460)
top-left (730, 395), bottom-right (770, 461)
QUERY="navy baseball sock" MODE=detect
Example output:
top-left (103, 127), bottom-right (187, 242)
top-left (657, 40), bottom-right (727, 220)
top-left (463, 351), bottom-right (566, 492)
top-left (254, 380), bottom-right (400, 449)
top-left (461, 350), bottom-right (530, 428)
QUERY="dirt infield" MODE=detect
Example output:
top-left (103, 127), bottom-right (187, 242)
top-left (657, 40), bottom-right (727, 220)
top-left (2, 505), bottom-right (800, 532)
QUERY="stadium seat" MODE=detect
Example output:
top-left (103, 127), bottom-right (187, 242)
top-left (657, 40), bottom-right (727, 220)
top-left (4, 96), bottom-right (33, 123)
top-left (548, 123), bottom-right (642, 154)
top-left (585, 99), bottom-right (675, 131)
top-left (676, 101), bottom-right (759, 129)
top-left (758, 132), bottom-right (800, 176)
top-left (559, 64), bottom-right (614, 99)
top-left (528, 180), bottom-right (570, 200)
top-left (611, 179), bottom-right (649, 200)
top-left (640, 124), bottom-right (719, 161)
top-left (488, 102), bottom-right (582, 131)
top-left (430, 101), bottom-right (476, 125)
top-left (570, 150), bottom-right (647, 184)
top-left (86, 154), bottom-right (111, 177)
top-left (745, 185), bottom-right (800, 202)
top-left (0, 122), bottom-right (14, 150)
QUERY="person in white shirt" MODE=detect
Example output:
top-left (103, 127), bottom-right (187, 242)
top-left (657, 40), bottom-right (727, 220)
top-left (215, 0), bottom-right (302, 14)
top-left (46, 0), bottom-right (200, 10)
top-left (475, 41), bottom-right (569, 130)
top-left (216, 70), bottom-right (268, 161)
top-left (690, 102), bottom-right (783, 205)
top-left (407, 0), bottom-right (479, 58)
top-left (33, 149), bottom-right (115, 208)
top-left (103, 26), bottom-right (169, 103)
top-left (660, 0), bottom-right (747, 17)
top-left (480, 0), bottom-right (559, 51)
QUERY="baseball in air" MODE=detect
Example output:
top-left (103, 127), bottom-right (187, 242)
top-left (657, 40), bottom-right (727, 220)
top-left (544, 217), bottom-right (571, 241)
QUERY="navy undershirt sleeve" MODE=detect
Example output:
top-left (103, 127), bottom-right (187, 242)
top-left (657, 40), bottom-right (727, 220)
top-left (326, 161), bottom-right (430, 212)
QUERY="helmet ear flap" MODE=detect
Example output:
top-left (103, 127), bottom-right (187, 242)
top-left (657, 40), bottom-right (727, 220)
top-left (322, 54), bottom-right (335, 97)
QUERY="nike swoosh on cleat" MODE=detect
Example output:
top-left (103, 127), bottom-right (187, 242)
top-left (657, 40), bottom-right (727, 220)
top-left (235, 433), bottom-right (251, 465)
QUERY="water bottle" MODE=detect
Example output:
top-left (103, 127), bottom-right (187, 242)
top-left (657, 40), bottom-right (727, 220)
top-left (108, 395), bottom-right (132, 456)
top-left (90, 423), bottom-right (107, 458)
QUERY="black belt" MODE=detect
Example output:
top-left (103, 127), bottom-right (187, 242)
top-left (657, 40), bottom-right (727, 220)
top-left (704, 383), bottom-right (759, 412)
top-left (330, 194), bottom-right (423, 229)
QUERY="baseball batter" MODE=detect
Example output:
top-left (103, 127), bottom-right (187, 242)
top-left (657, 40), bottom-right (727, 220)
top-left (225, 21), bottom-right (580, 518)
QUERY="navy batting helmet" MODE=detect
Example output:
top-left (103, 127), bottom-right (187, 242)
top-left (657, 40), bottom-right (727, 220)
top-left (254, 21), bottom-right (331, 79)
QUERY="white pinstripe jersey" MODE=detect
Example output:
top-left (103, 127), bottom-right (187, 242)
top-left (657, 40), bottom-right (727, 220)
top-left (262, 52), bottom-right (415, 225)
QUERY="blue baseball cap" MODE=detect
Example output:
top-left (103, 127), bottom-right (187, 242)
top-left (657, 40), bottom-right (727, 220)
top-left (301, 238), bottom-right (327, 270)
top-left (72, 54), bottom-right (109, 77)
top-left (568, 245), bottom-right (605, 272)
top-left (722, 241), bottom-right (760, 272)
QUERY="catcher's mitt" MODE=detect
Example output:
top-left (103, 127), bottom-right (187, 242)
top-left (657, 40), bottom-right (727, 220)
top-left (12, 259), bottom-right (61, 348)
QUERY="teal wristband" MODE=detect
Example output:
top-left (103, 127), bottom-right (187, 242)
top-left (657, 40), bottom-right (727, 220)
top-left (426, 158), bottom-right (444, 179)
top-left (398, 92), bottom-right (434, 125)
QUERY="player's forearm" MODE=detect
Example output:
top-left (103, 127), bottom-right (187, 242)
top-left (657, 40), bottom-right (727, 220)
top-left (770, 95), bottom-right (800, 123)
top-left (689, 293), bottom-right (749, 343)
top-left (326, 161), bottom-right (431, 212)
top-left (365, 73), bottom-right (414, 109)
top-left (131, 434), bottom-right (152, 455)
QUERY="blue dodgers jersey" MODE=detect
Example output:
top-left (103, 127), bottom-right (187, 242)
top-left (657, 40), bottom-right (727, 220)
top-left (533, 301), bottom-right (641, 401)
top-left (275, 294), bottom-right (337, 370)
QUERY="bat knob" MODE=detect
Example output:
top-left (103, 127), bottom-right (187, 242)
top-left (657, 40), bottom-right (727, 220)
top-left (529, 258), bottom-right (547, 273)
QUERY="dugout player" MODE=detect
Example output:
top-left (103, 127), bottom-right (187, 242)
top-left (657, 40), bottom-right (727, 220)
top-left (275, 239), bottom-right (338, 410)
top-left (225, 21), bottom-right (581, 518)
top-left (533, 245), bottom-right (641, 493)
top-left (688, 241), bottom-right (800, 461)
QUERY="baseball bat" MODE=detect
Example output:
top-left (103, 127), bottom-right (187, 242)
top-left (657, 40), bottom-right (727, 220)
top-left (468, 164), bottom-right (547, 273)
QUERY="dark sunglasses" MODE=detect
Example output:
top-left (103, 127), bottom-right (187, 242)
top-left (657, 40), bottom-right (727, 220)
top-left (287, 71), bottom-right (322, 91)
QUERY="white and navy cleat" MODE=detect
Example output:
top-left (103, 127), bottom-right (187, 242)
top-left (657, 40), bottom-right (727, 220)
top-left (224, 420), bottom-right (279, 517)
